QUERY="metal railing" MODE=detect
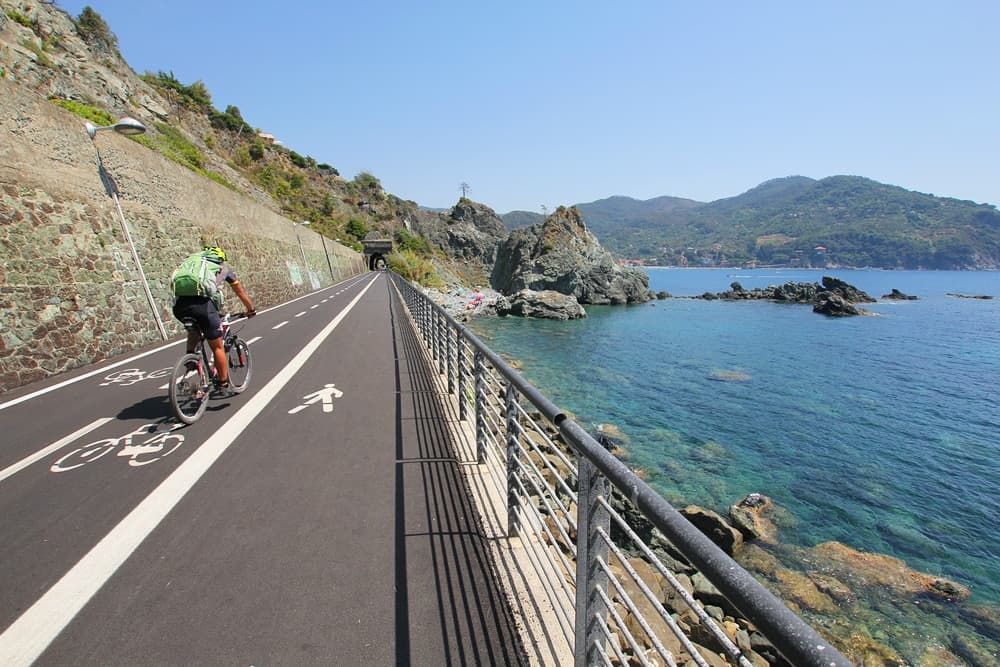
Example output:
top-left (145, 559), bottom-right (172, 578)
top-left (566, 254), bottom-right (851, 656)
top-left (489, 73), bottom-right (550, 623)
top-left (392, 275), bottom-right (852, 667)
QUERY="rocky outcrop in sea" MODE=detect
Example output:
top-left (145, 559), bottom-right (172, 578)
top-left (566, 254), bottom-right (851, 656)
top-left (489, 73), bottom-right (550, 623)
top-left (491, 206), bottom-right (653, 311)
top-left (697, 276), bottom-right (877, 316)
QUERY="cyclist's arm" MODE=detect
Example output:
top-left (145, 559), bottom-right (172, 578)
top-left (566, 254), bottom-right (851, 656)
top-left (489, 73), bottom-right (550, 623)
top-left (229, 280), bottom-right (255, 315)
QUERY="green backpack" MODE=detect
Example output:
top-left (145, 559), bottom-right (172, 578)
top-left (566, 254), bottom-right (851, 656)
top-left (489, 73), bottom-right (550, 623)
top-left (171, 252), bottom-right (221, 298)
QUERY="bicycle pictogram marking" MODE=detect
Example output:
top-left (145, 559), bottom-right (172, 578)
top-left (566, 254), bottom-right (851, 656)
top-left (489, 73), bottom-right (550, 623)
top-left (99, 367), bottom-right (171, 387)
top-left (50, 423), bottom-right (186, 472)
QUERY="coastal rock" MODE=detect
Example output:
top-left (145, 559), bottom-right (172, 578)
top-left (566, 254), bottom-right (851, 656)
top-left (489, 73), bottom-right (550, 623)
top-left (409, 199), bottom-right (507, 283)
top-left (882, 288), bottom-right (918, 300)
top-left (491, 206), bottom-right (652, 305)
top-left (680, 505), bottom-right (744, 556)
top-left (809, 541), bottom-right (971, 601)
top-left (495, 289), bottom-right (587, 320)
top-left (701, 276), bottom-right (876, 316)
top-left (947, 292), bottom-right (994, 300)
top-left (813, 292), bottom-right (864, 316)
top-left (821, 275), bottom-right (877, 303)
top-left (728, 493), bottom-right (777, 542)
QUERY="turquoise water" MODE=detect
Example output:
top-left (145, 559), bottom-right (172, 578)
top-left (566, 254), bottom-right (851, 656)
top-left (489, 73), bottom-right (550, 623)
top-left (469, 269), bottom-right (1000, 609)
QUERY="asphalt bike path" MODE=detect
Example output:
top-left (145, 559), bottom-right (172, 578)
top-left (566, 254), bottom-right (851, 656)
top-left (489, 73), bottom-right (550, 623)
top-left (0, 273), bottom-right (371, 662)
top-left (0, 273), bottom-right (523, 665)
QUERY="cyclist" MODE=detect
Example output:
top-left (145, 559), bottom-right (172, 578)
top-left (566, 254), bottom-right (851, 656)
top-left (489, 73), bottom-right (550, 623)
top-left (171, 246), bottom-right (256, 389)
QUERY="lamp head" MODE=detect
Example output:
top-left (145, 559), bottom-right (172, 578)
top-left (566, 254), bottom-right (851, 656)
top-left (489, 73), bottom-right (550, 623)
top-left (86, 116), bottom-right (147, 140)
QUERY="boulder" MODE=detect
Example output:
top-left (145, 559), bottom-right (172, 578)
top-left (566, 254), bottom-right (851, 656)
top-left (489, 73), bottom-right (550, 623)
top-left (681, 505), bottom-right (744, 555)
top-left (728, 493), bottom-right (777, 542)
top-left (813, 292), bottom-right (864, 316)
top-left (495, 289), bottom-right (587, 320)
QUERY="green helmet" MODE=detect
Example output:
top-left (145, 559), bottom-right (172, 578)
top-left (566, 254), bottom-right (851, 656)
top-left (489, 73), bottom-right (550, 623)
top-left (203, 245), bottom-right (227, 263)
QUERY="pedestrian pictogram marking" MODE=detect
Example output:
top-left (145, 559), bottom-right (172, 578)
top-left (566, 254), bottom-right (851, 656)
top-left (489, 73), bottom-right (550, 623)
top-left (288, 384), bottom-right (344, 414)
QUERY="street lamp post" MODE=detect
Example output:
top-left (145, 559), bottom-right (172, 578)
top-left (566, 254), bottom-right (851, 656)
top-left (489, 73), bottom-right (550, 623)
top-left (86, 117), bottom-right (168, 340)
top-left (293, 220), bottom-right (310, 276)
top-left (306, 222), bottom-right (335, 284)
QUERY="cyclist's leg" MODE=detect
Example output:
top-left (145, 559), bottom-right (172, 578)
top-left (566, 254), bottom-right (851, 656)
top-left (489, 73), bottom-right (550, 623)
top-left (173, 298), bottom-right (207, 355)
top-left (203, 302), bottom-right (229, 384)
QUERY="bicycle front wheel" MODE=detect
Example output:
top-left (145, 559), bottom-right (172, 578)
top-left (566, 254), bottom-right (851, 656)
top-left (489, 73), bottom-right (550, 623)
top-left (169, 353), bottom-right (209, 424)
top-left (227, 338), bottom-right (252, 393)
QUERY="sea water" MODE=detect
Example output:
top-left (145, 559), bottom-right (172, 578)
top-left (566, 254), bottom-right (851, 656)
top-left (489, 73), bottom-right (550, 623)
top-left (469, 269), bottom-right (1000, 657)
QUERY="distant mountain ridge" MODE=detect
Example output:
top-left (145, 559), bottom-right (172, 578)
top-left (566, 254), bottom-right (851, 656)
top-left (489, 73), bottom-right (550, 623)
top-left (503, 176), bottom-right (1000, 270)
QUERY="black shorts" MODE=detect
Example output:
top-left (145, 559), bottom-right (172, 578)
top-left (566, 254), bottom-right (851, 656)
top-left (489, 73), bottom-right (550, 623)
top-left (172, 297), bottom-right (223, 340)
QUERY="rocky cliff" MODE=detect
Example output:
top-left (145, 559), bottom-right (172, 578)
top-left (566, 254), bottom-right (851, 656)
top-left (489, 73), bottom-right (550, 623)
top-left (409, 198), bottom-right (506, 285)
top-left (0, 0), bottom-right (365, 393)
top-left (491, 206), bottom-right (652, 305)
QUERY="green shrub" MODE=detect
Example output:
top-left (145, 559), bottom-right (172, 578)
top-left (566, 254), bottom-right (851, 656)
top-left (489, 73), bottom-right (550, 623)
top-left (6, 10), bottom-right (33, 29)
top-left (19, 39), bottom-right (52, 67)
top-left (150, 122), bottom-right (203, 169)
top-left (394, 228), bottom-right (432, 256)
top-left (386, 250), bottom-right (444, 287)
top-left (248, 140), bottom-right (265, 161)
top-left (346, 218), bottom-right (368, 240)
top-left (75, 7), bottom-right (117, 50)
top-left (140, 71), bottom-right (212, 109)
top-left (48, 97), bottom-right (114, 125)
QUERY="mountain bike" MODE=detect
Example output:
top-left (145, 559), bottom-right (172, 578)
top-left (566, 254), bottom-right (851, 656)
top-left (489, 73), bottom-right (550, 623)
top-left (168, 313), bottom-right (252, 424)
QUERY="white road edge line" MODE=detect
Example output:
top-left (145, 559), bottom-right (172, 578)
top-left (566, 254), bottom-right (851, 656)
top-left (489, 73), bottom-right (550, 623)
top-left (0, 418), bottom-right (113, 484)
top-left (0, 274), bottom-right (379, 666)
top-left (0, 274), bottom-right (372, 412)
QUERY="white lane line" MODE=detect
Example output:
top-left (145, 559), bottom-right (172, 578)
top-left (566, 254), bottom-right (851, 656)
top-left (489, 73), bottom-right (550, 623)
top-left (0, 418), bottom-right (113, 484)
top-left (0, 344), bottom-right (182, 412)
top-left (244, 336), bottom-right (262, 345)
top-left (272, 321), bottom-right (289, 330)
top-left (310, 304), bottom-right (319, 309)
top-left (0, 274), bottom-right (379, 666)
top-left (295, 311), bottom-right (306, 318)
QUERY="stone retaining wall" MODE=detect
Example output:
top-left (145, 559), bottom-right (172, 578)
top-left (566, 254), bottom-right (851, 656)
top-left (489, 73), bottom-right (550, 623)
top-left (0, 81), bottom-right (365, 393)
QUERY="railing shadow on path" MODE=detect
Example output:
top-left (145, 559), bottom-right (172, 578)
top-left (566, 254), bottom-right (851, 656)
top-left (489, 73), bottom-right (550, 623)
top-left (388, 282), bottom-right (530, 666)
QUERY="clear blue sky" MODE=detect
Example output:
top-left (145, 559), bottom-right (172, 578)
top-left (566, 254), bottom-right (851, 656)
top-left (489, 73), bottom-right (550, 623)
top-left (59, 0), bottom-right (999, 213)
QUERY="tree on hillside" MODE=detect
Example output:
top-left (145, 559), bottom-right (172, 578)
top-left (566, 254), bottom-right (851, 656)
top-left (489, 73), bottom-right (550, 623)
top-left (75, 7), bottom-right (117, 52)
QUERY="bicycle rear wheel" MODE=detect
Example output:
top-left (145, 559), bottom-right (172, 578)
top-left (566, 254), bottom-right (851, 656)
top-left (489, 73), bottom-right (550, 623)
top-left (169, 353), bottom-right (209, 424)
top-left (227, 338), bottom-right (252, 393)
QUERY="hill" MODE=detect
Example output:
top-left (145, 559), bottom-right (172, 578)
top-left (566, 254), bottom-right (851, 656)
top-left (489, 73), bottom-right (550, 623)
top-left (550, 177), bottom-right (1000, 269)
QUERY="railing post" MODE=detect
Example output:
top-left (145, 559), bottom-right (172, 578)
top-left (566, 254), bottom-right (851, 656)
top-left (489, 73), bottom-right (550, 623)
top-left (446, 321), bottom-right (455, 394)
top-left (437, 312), bottom-right (446, 374)
top-left (505, 382), bottom-right (521, 537)
top-left (574, 458), bottom-right (610, 667)
top-left (474, 351), bottom-right (486, 462)
top-left (428, 309), bottom-right (437, 361)
top-left (456, 333), bottom-right (466, 415)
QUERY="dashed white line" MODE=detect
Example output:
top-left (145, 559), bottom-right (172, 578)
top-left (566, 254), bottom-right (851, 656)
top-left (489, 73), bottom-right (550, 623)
top-left (295, 311), bottom-right (306, 318)
top-left (272, 321), bottom-right (289, 330)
